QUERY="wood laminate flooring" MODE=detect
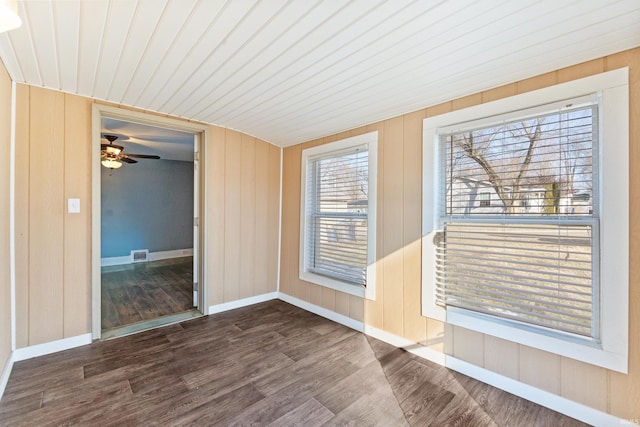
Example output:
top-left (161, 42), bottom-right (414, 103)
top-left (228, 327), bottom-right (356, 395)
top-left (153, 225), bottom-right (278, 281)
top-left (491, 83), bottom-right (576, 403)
top-left (0, 300), bottom-right (590, 426)
top-left (101, 257), bottom-right (194, 332)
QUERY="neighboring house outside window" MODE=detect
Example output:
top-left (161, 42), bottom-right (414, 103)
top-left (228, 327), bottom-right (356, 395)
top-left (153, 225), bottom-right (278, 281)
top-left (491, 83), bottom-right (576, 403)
top-left (478, 191), bottom-right (491, 207)
top-left (422, 68), bottom-right (628, 372)
top-left (300, 132), bottom-right (378, 300)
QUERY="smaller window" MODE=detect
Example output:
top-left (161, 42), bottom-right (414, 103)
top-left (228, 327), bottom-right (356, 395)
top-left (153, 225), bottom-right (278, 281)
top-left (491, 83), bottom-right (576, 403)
top-left (478, 192), bottom-right (491, 207)
top-left (300, 132), bottom-right (378, 299)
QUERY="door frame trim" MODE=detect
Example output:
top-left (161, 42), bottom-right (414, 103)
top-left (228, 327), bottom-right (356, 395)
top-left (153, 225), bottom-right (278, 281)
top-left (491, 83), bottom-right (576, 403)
top-left (91, 104), bottom-right (209, 339)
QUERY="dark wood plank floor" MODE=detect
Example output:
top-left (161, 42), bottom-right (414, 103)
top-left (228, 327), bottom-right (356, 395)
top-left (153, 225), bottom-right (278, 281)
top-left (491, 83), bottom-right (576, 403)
top-left (0, 300), bottom-right (589, 426)
top-left (101, 257), bottom-right (194, 331)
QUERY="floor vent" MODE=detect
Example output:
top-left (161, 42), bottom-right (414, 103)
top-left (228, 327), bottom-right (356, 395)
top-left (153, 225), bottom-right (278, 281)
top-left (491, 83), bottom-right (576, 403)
top-left (131, 249), bottom-right (149, 263)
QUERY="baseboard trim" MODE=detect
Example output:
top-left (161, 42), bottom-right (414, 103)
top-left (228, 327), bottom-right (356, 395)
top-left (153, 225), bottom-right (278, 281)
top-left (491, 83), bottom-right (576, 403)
top-left (101, 248), bottom-right (194, 267)
top-left (101, 255), bottom-right (130, 267)
top-left (278, 293), bottom-right (365, 332)
top-left (365, 326), bottom-right (626, 427)
top-left (208, 292), bottom-right (279, 314)
top-left (364, 325), bottom-right (446, 366)
top-left (0, 352), bottom-right (14, 401)
top-left (13, 333), bottom-right (92, 362)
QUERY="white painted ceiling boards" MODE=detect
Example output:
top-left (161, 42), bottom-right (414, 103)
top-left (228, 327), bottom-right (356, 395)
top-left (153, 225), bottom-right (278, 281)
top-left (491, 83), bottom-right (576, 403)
top-left (1, 0), bottom-right (639, 147)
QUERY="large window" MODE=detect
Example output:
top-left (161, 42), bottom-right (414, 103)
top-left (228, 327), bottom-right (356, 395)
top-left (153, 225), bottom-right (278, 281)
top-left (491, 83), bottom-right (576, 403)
top-left (300, 132), bottom-right (377, 299)
top-left (439, 101), bottom-right (597, 338)
top-left (422, 69), bottom-right (628, 372)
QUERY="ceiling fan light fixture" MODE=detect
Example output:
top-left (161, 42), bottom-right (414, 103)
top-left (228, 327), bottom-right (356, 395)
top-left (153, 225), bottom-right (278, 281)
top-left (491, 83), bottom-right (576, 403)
top-left (104, 145), bottom-right (122, 155)
top-left (101, 158), bottom-right (122, 169)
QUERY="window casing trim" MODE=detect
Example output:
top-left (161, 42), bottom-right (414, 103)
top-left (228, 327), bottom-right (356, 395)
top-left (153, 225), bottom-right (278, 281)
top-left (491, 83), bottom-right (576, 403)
top-left (422, 68), bottom-right (628, 373)
top-left (300, 132), bottom-right (378, 300)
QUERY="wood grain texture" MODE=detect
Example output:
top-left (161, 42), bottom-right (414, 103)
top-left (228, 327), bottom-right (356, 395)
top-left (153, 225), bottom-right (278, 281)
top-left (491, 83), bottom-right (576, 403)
top-left (402, 109), bottom-right (426, 344)
top-left (519, 345), bottom-right (561, 395)
top-left (28, 87), bottom-right (65, 345)
top-left (278, 48), bottom-right (640, 419)
top-left (382, 116), bottom-right (404, 337)
top-left (0, 57), bottom-right (11, 369)
top-left (101, 257), bottom-right (194, 331)
top-left (207, 125), bottom-right (226, 306)
top-left (239, 134), bottom-right (256, 299)
top-left (254, 139), bottom-right (269, 295)
top-left (0, 301), bottom-right (588, 426)
top-left (14, 84), bottom-right (30, 349)
top-left (63, 93), bottom-right (92, 338)
top-left (223, 129), bottom-right (242, 302)
top-left (267, 143), bottom-right (281, 293)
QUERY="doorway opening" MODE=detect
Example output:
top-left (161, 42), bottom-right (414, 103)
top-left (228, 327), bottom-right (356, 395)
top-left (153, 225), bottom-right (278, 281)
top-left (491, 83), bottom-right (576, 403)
top-left (91, 105), bottom-right (208, 339)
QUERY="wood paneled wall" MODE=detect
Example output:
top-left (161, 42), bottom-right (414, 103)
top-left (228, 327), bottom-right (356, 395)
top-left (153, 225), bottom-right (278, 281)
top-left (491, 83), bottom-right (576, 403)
top-left (206, 126), bottom-right (280, 306)
top-left (0, 61), bottom-right (12, 371)
top-left (13, 86), bottom-right (281, 347)
top-left (280, 47), bottom-right (640, 418)
top-left (15, 87), bottom-right (93, 347)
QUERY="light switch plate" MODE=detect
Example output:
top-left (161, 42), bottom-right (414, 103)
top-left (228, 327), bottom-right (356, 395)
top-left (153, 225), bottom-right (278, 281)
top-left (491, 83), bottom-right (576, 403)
top-left (68, 198), bottom-right (80, 213)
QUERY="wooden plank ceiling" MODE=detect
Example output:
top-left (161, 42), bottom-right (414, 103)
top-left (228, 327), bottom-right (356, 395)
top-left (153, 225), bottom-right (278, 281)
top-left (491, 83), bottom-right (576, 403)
top-left (0, 0), bottom-right (638, 147)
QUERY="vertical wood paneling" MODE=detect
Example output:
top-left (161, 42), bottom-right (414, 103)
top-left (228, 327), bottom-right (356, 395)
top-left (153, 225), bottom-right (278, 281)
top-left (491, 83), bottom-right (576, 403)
top-left (28, 87), bottom-right (65, 345)
top-left (425, 318), bottom-right (444, 351)
top-left (516, 71), bottom-right (558, 94)
top-left (309, 283), bottom-right (322, 307)
top-left (321, 287), bottom-right (335, 312)
top-left (402, 110), bottom-right (426, 344)
top-left (334, 291), bottom-right (349, 318)
top-left (254, 140), bottom-right (269, 295)
top-left (519, 346), bottom-right (561, 394)
top-left (452, 326), bottom-right (484, 367)
top-left (208, 125), bottom-right (226, 306)
top-left (381, 116), bottom-right (404, 337)
top-left (560, 358), bottom-right (608, 412)
top-left (239, 135), bottom-right (256, 299)
top-left (14, 84), bottom-right (29, 349)
top-left (348, 295), bottom-right (363, 323)
top-left (483, 336), bottom-right (519, 380)
top-left (605, 47), bottom-right (640, 418)
top-left (274, 49), bottom-right (639, 420)
top-left (365, 122), bottom-right (384, 330)
top-left (63, 94), bottom-right (92, 337)
top-left (286, 144), bottom-right (302, 298)
top-left (267, 144), bottom-right (281, 293)
top-left (223, 130), bottom-right (241, 302)
top-left (0, 61), bottom-right (12, 367)
top-left (279, 147), bottom-right (295, 296)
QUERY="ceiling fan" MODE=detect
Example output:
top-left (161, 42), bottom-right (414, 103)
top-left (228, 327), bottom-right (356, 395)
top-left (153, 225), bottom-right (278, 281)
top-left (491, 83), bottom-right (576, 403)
top-left (101, 134), bottom-right (160, 169)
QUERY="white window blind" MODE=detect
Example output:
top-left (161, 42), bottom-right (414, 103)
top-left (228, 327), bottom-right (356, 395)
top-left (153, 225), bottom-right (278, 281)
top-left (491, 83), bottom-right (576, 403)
top-left (437, 103), bottom-right (598, 338)
top-left (305, 146), bottom-right (369, 286)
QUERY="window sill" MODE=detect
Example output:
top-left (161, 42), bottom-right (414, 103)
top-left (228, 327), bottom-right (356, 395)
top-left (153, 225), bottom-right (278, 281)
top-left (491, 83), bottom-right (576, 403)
top-left (299, 271), bottom-right (365, 298)
top-left (446, 307), bottom-right (627, 373)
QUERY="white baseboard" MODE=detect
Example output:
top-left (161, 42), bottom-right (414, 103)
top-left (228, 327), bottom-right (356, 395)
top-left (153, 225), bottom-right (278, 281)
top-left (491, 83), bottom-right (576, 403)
top-left (365, 326), bottom-right (627, 427)
top-left (101, 255), bottom-right (130, 267)
top-left (278, 292), bottom-right (365, 332)
top-left (13, 333), bottom-right (92, 362)
top-left (0, 352), bottom-right (14, 401)
top-left (364, 325), bottom-right (445, 365)
top-left (101, 248), bottom-right (193, 267)
top-left (208, 292), bottom-right (279, 314)
top-left (149, 248), bottom-right (193, 262)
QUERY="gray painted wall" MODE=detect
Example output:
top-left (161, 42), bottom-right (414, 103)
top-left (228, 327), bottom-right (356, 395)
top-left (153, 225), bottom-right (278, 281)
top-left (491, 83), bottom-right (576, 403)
top-left (101, 159), bottom-right (194, 258)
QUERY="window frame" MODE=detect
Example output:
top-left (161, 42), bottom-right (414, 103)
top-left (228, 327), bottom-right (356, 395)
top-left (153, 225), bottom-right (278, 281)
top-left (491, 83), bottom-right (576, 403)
top-left (422, 68), bottom-right (629, 373)
top-left (300, 132), bottom-right (378, 300)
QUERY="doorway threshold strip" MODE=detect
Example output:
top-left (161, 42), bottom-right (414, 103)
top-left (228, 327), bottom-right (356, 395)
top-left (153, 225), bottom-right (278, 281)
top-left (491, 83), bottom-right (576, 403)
top-left (101, 309), bottom-right (202, 340)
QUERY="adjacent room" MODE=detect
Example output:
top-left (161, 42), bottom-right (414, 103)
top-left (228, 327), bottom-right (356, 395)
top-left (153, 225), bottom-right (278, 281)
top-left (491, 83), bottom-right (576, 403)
top-left (0, 1), bottom-right (638, 425)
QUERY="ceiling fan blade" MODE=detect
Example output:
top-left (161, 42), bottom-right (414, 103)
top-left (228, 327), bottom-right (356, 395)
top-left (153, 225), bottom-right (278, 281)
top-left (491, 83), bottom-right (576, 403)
top-left (120, 157), bottom-right (138, 164)
top-left (125, 154), bottom-right (161, 159)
